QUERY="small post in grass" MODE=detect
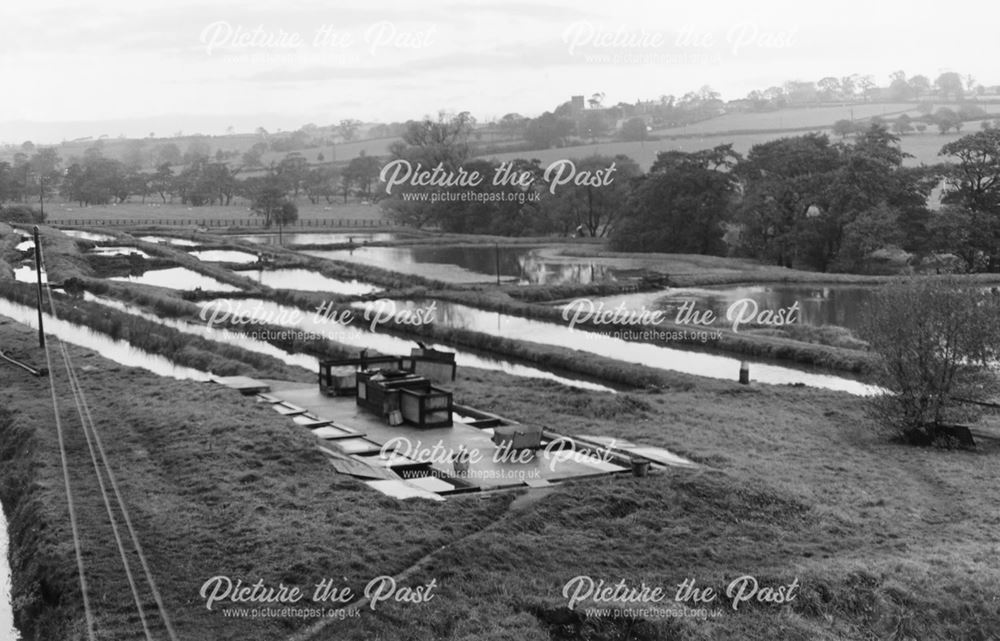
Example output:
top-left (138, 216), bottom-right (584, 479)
top-left (32, 226), bottom-right (45, 349)
top-left (739, 360), bottom-right (750, 385)
top-left (495, 242), bottom-right (500, 286)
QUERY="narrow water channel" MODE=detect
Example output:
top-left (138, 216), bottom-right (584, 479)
top-left (354, 299), bottom-right (880, 395)
top-left (0, 298), bottom-right (210, 381)
top-left (0, 501), bottom-right (17, 640)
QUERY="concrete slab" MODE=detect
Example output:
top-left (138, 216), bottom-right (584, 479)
top-left (267, 382), bottom-right (628, 492)
top-left (622, 446), bottom-right (697, 468)
top-left (365, 480), bottom-right (446, 502)
top-left (212, 376), bottom-right (270, 394)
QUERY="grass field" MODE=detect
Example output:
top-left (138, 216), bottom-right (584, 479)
top-left (648, 102), bottom-right (923, 136)
top-left (484, 122), bottom-right (1000, 171)
top-left (3, 310), bottom-right (1000, 640)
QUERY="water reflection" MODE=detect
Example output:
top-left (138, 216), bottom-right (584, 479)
top-left (188, 250), bottom-right (259, 264)
top-left (109, 267), bottom-right (239, 292)
top-left (235, 232), bottom-right (398, 245)
top-left (305, 245), bottom-right (615, 285)
top-left (60, 229), bottom-right (115, 242)
top-left (1, 499), bottom-right (16, 640)
top-left (12, 266), bottom-right (45, 284)
top-left (250, 268), bottom-right (380, 295)
top-left (87, 246), bottom-right (151, 258)
top-left (136, 236), bottom-right (199, 247)
top-left (0, 298), bottom-right (209, 380)
top-left (84, 294), bottom-right (318, 372)
top-left (355, 299), bottom-right (879, 395)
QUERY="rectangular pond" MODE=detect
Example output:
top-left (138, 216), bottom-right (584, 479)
top-left (189, 249), bottom-right (260, 264)
top-left (109, 267), bottom-right (240, 292)
top-left (247, 268), bottom-right (380, 296)
top-left (88, 246), bottom-right (152, 258)
top-left (59, 229), bottom-right (115, 242)
top-left (136, 235), bottom-right (200, 247)
top-left (304, 245), bottom-right (616, 285)
top-left (235, 232), bottom-right (399, 245)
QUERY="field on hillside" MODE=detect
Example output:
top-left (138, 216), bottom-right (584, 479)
top-left (42, 200), bottom-right (386, 225)
top-left (649, 102), bottom-right (922, 136)
top-left (484, 121), bottom-right (1000, 170)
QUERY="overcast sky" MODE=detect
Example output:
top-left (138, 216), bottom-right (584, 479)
top-left (1, 0), bottom-right (997, 143)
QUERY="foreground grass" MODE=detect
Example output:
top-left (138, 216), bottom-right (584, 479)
top-left (2, 318), bottom-right (999, 640)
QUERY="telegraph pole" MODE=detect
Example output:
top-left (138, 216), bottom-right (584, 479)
top-left (32, 226), bottom-right (45, 348)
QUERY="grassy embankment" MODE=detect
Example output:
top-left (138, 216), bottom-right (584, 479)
top-left (3, 315), bottom-right (1000, 640)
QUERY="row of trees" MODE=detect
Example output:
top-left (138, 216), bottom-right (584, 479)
top-left (743, 70), bottom-right (989, 111)
top-left (612, 125), bottom-right (1000, 273)
top-left (378, 114), bottom-right (1000, 274)
top-left (833, 104), bottom-right (997, 138)
top-left (0, 144), bottom-right (385, 210)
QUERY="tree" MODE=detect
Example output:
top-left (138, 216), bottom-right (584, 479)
top-left (183, 138), bottom-right (213, 164)
top-left (276, 152), bottom-right (309, 197)
top-left (938, 129), bottom-right (1000, 267)
top-left (579, 111), bottom-right (609, 140)
top-left (546, 154), bottom-right (640, 238)
top-left (612, 146), bottom-right (737, 253)
top-left (155, 143), bottom-right (182, 166)
top-left (935, 72), bottom-right (965, 101)
top-left (817, 77), bottom-right (841, 101)
top-left (524, 112), bottom-right (575, 149)
top-left (620, 117), bottom-right (648, 141)
top-left (892, 114), bottom-right (914, 136)
top-left (498, 113), bottom-right (527, 140)
top-left (887, 70), bottom-right (911, 101)
top-left (343, 152), bottom-right (382, 199)
top-left (832, 119), bottom-right (857, 139)
top-left (338, 119), bottom-right (362, 142)
top-left (860, 278), bottom-right (1000, 444)
top-left (150, 163), bottom-right (174, 203)
top-left (933, 108), bottom-right (962, 134)
top-left (909, 75), bottom-right (931, 98)
top-left (304, 166), bottom-right (339, 204)
top-left (249, 174), bottom-right (297, 228)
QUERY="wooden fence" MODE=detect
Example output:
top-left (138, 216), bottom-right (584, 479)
top-left (46, 218), bottom-right (391, 228)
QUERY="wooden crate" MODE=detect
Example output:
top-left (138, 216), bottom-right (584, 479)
top-left (399, 386), bottom-right (453, 427)
top-left (356, 371), bottom-right (430, 417)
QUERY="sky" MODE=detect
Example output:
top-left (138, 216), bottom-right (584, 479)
top-left (1, 0), bottom-right (998, 144)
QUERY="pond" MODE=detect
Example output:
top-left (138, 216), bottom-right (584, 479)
top-left (188, 250), bottom-right (259, 264)
top-left (109, 267), bottom-right (240, 292)
top-left (60, 229), bottom-right (115, 242)
top-left (12, 266), bottom-right (46, 284)
top-left (234, 232), bottom-right (398, 245)
top-left (1, 502), bottom-right (16, 640)
top-left (247, 268), bottom-right (380, 296)
top-left (136, 236), bottom-right (200, 247)
top-left (200, 298), bottom-right (614, 392)
top-left (587, 284), bottom-right (889, 335)
top-left (87, 246), bottom-right (152, 258)
top-left (304, 245), bottom-right (616, 285)
top-left (0, 298), bottom-right (210, 380)
top-left (354, 299), bottom-right (879, 395)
